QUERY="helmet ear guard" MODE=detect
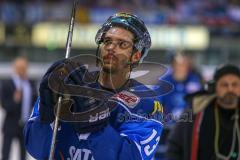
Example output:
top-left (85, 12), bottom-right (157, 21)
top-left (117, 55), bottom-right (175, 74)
top-left (95, 12), bottom-right (151, 63)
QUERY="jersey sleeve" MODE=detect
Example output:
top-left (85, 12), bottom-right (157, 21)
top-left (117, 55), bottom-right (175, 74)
top-left (119, 119), bottom-right (163, 160)
top-left (24, 97), bottom-right (52, 159)
top-left (108, 97), bottom-right (164, 160)
top-left (87, 118), bottom-right (162, 160)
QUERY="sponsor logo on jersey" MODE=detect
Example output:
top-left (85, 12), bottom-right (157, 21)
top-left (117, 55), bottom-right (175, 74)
top-left (152, 101), bottom-right (163, 115)
top-left (89, 108), bottom-right (110, 123)
top-left (68, 146), bottom-right (94, 160)
top-left (112, 91), bottom-right (140, 108)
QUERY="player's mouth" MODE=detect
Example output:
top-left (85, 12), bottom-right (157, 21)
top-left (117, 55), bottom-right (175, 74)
top-left (103, 54), bottom-right (117, 63)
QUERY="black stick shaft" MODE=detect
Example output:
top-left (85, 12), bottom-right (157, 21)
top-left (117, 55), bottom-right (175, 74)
top-left (48, 1), bottom-right (77, 159)
top-left (65, 0), bottom-right (77, 58)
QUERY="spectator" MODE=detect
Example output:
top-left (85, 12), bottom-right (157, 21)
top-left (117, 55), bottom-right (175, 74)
top-left (166, 64), bottom-right (240, 160)
top-left (161, 53), bottom-right (202, 123)
top-left (155, 53), bottom-right (202, 160)
top-left (0, 56), bottom-right (37, 160)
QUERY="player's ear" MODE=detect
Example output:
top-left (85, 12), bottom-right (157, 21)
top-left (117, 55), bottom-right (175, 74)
top-left (131, 51), bottom-right (141, 63)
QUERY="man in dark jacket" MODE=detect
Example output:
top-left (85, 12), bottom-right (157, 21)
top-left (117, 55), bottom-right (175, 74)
top-left (0, 57), bottom-right (36, 160)
top-left (166, 64), bottom-right (240, 160)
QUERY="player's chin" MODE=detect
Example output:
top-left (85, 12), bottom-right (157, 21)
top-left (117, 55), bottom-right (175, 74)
top-left (103, 58), bottom-right (117, 64)
top-left (103, 60), bottom-right (117, 67)
top-left (102, 64), bottom-right (117, 73)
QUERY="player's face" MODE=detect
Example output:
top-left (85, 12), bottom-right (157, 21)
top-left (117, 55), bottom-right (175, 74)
top-left (100, 27), bottom-right (135, 73)
top-left (216, 74), bottom-right (240, 109)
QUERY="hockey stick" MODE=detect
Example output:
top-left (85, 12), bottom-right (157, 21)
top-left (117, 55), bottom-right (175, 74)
top-left (48, 1), bottom-right (77, 159)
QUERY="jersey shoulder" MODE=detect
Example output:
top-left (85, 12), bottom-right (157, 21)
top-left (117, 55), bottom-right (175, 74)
top-left (111, 86), bottom-right (163, 121)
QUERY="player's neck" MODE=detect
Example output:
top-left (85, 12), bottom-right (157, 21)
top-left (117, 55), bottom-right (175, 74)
top-left (98, 70), bottom-right (130, 90)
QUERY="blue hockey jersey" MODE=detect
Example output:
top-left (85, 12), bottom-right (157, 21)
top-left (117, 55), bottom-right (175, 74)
top-left (159, 70), bottom-right (202, 118)
top-left (24, 85), bottom-right (163, 160)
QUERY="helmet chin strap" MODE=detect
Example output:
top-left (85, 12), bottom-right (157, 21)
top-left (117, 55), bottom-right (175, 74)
top-left (95, 44), bottom-right (101, 67)
top-left (128, 48), bottom-right (142, 71)
top-left (125, 50), bottom-right (135, 72)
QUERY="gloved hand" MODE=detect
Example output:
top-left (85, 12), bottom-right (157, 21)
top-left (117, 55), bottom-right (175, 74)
top-left (39, 58), bottom-right (112, 133)
top-left (39, 59), bottom-right (66, 123)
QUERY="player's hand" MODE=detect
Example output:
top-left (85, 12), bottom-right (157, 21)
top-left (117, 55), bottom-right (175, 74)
top-left (39, 58), bottom-right (87, 123)
top-left (38, 58), bottom-right (112, 133)
top-left (39, 59), bottom-right (67, 123)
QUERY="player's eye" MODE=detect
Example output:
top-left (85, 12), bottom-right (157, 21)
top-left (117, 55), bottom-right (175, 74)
top-left (103, 39), bottom-right (112, 45)
top-left (119, 41), bottom-right (132, 49)
top-left (102, 38), bottom-right (133, 50)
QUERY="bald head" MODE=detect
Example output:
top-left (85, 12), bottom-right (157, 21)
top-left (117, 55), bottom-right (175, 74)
top-left (13, 57), bottom-right (28, 79)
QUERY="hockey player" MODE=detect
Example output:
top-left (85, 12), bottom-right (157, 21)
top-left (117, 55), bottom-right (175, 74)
top-left (24, 13), bottom-right (164, 160)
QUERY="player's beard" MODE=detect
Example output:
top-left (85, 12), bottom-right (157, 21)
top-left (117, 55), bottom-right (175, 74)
top-left (102, 64), bottom-right (116, 74)
top-left (102, 54), bottom-right (130, 74)
top-left (102, 56), bottom-right (118, 74)
top-left (218, 92), bottom-right (239, 109)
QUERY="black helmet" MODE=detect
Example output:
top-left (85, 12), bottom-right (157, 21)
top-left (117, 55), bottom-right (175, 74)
top-left (95, 12), bottom-right (151, 62)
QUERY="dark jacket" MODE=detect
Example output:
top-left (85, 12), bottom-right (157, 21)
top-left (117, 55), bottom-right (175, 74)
top-left (166, 93), bottom-right (216, 160)
top-left (0, 79), bottom-right (37, 134)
